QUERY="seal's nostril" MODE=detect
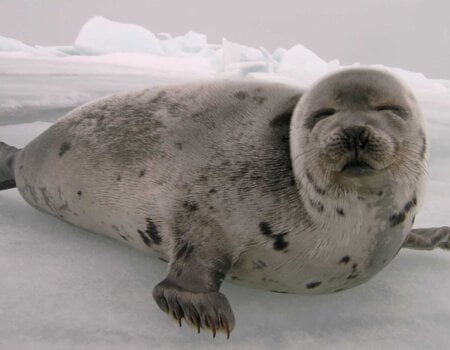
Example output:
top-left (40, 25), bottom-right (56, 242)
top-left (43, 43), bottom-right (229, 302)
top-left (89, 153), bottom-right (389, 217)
top-left (343, 126), bottom-right (369, 150)
top-left (343, 126), bottom-right (366, 139)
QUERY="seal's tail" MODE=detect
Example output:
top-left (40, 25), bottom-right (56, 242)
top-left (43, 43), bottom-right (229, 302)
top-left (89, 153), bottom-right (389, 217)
top-left (0, 142), bottom-right (19, 191)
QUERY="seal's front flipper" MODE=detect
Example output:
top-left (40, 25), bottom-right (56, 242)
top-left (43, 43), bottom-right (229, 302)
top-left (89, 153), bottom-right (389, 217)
top-left (153, 240), bottom-right (235, 338)
top-left (403, 226), bottom-right (450, 250)
top-left (0, 142), bottom-right (19, 191)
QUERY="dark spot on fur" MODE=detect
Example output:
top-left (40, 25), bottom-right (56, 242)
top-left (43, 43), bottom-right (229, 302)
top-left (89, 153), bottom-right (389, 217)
top-left (77, 191), bottom-right (82, 197)
top-left (306, 281), bottom-right (322, 289)
top-left (209, 205), bottom-right (214, 210)
top-left (308, 198), bottom-right (324, 212)
top-left (336, 208), bottom-right (345, 216)
top-left (347, 263), bottom-right (359, 279)
top-left (175, 243), bottom-right (194, 261)
top-left (390, 196), bottom-right (417, 227)
top-left (174, 142), bottom-right (183, 150)
top-left (377, 191), bottom-right (383, 196)
top-left (137, 218), bottom-right (162, 246)
top-left (259, 222), bottom-right (289, 251)
top-left (209, 188), bottom-right (217, 194)
top-left (116, 175), bottom-right (121, 181)
top-left (139, 169), bottom-right (146, 177)
top-left (59, 142), bottom-right (71, 157)
top-left (270, 290), bottom-right (288, 294)
top-left (234, 91), bottom-right (248, 100)
top-left (259, 222), bottom-right (273, 236)
top-left (404, 196), bottom-right (417, 212)
top-left (144, 218), bottom-right (162, 244)
top-left (273, 234), bottom-right (289, 250)
top-left (334, 288), bottom-right (344, 293)
top-left (119, 234), bottom-right (128, 241)
top-left (411, 215), bottom-right (415, 224)
top-left (221, 160), bottom-right (230, 166)
top-left (137, 229), bottom-right (151, 246)
top-left (340, 256), bottom-right (350, 264)
top-left (305, 169), bottom-right (326, 195)
top-left (158, 257), bottom-right (168, 263)
top-left (183, 200), bottom-right (198, 212)
top-left (390, 212), bottom-right (406, 226)
top-left (230, 275), bottom-right (240, 281)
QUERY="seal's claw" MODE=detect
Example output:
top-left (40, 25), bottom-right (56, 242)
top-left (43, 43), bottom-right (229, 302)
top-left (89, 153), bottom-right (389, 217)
top-left (153, 279), bottom-right (235, 338)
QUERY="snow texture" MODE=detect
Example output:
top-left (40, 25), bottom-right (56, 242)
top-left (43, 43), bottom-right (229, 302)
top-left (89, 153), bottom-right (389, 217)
top-left (1, 16), bottom-right (450, 350)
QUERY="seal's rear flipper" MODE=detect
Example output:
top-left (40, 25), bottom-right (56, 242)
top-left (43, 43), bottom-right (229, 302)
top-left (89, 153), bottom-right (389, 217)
top-left (0, 142), bottom-right (19, 191)
top-left (403, 226), bottom-right (450, 250)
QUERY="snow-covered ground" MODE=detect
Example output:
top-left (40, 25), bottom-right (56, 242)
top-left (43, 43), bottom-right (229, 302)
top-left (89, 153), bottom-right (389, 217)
top-left (1, 17), bottom-right (450, 350)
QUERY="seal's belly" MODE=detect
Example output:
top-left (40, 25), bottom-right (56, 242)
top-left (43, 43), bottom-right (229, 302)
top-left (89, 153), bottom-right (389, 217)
top-left (228, 228), bottom-right (407, 294)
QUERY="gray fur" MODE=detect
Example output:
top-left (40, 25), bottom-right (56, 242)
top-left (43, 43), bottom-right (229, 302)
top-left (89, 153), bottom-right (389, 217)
top-left (1, 69), bottom-right (437, 337)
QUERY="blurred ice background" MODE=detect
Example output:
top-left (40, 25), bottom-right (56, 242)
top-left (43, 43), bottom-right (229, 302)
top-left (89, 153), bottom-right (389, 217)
top-left (0, 16), bottom-right (449, 350)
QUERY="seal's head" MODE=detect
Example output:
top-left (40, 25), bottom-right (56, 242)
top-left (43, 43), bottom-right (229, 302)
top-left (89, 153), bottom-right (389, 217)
top-left (291, 68), bottom-right (427, 193)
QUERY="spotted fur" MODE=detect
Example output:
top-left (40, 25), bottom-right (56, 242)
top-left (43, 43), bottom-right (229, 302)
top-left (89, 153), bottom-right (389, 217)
top-left (6, 69), bottom-right (429, 337)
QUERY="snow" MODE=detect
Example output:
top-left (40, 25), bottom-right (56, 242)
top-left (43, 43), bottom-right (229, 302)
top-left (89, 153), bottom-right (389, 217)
top-left (1, 16), bottom-right (450, 350)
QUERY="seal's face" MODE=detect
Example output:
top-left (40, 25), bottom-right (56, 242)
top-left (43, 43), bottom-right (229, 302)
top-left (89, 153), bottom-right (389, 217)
top-left (291, 68), bottom-right (427, 191)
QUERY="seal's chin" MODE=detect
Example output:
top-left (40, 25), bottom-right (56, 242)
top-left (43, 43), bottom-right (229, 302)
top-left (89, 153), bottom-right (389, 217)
top-left (340, 160), bottom-right (377, 177)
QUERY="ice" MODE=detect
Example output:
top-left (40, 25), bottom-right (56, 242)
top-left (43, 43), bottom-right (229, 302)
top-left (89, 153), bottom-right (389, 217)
top-left (74, 16), bottom-right (164, 55)
top-left (0, 15), bottom-right (447, 91)
top-left (75, 17), bottom-right (210, 56)
top-left (1, 16), bottom-right (450, 350)
top-left (161, 31), bottom-right (208, 55)
top-left (0, 35), bottom-right (35, 52)
top-left (276, 44), bottom-right (330, 85)
top-left (211, 39), bottom-right (268, 76)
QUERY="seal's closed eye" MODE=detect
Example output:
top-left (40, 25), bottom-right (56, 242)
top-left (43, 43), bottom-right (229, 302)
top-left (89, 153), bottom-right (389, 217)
top-left (374, 105), bottom-right (407, 119)
top-left (305, 108), bottom-right (336, 129)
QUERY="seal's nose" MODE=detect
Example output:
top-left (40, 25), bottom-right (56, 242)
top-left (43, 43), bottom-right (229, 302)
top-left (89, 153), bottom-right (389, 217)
top-left (342, 126), bottom-right (369, 151)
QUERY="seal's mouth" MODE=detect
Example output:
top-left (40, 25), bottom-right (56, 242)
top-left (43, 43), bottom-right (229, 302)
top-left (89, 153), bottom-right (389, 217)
top-left (341, 160), bottom-right (376, 177)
